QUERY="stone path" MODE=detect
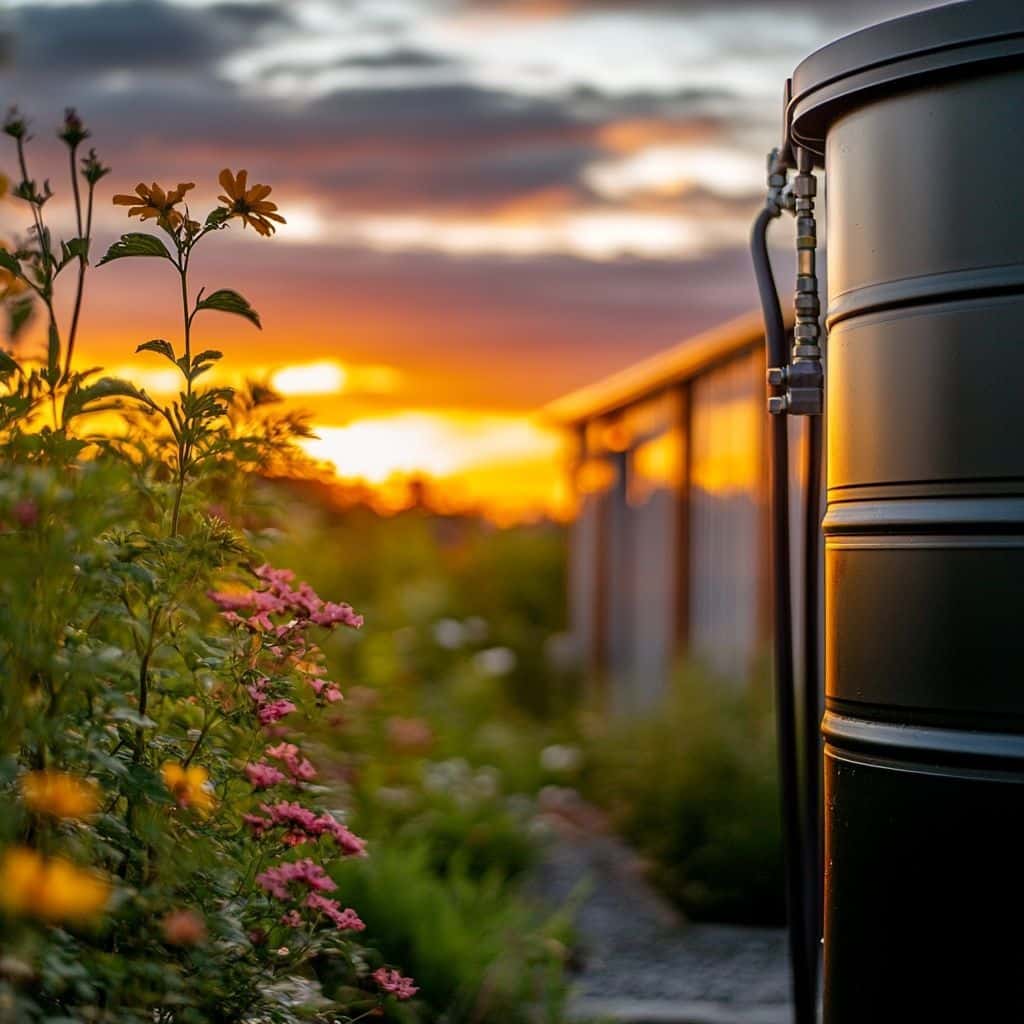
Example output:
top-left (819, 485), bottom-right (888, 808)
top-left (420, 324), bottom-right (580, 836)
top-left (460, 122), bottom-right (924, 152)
top-left (529, 792), bottom-right (792, 1024)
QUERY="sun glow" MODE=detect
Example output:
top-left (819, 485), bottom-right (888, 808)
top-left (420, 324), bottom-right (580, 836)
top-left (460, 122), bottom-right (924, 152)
top-left (271, 360), bottom-right (348, 396)
top-left (301, 411), bottom-right (570, 522)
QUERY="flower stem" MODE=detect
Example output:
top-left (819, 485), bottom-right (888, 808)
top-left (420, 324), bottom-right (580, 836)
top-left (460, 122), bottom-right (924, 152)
top-left (63, 173), bottom-right (94, 383)
top-left (171, 253), bottom-right (192, 537)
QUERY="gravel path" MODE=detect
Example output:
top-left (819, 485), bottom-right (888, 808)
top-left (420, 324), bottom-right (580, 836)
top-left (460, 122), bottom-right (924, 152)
top-left (529, 793), bottom-right (792, 1024)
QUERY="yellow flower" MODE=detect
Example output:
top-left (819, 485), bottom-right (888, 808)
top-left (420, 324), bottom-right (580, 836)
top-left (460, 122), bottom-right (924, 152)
top-left (162, 761), bottom-right (216, 814)
top-left (217, 169), bottom-right (286, 237)
top-left (21, 771), bottom-right (100, 820)
top-left (112, 181), bottom-right (195, 229)
top-left (0, 846), bottom-right (110, 924)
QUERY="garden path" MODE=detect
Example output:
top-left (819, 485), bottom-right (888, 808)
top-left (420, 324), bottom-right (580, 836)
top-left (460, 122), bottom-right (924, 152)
top-left (530, 790), bottom-right (792, 1024)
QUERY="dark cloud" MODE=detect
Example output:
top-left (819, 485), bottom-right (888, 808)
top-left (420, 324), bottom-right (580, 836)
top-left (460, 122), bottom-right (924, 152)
top-left (0, 0), bottom-right (776, 237)
top-left (565, 84), bottom-right (738, 131)
top-left (261, 46), bottom-right (461, 79)
top-left (9, 0), bottom-right (292, 73)
top-left (333, 47), bottom-right (461, 71)
top-left (462, 0), bottom-right (944, 16)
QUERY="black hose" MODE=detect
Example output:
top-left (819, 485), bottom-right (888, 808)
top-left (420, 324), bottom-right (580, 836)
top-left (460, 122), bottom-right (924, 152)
top-left (802, 410), bottom-right (823, 991)
top-left (751, 206), bottom-right (816, 1024)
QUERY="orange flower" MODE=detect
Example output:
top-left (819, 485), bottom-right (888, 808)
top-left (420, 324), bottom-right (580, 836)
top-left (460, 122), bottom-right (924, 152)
top-left (112, 181), bottom-right (195, 229)
top-left (217, 169), bottom-right (285, 237)
top-left (161, 908), bottom-right (207, 946)
top-left (162, 761), bottom-right (216, 814)
top-left (21, 770), bottom-right (100, 820)
top-left (0, 846), bottom-right (110, 924)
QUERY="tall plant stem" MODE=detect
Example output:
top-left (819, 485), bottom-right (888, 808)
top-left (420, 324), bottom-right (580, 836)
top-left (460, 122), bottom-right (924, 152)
top-left (170, 254), bottom-right (193, 537)
top-left (63, 168), bottom-right (94, 383)
top-left (133, 607), bottom-right (160, 764)
top-left (15, 136), bottom-right (48, 267)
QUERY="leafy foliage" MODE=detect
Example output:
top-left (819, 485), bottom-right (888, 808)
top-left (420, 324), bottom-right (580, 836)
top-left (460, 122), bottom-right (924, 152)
top-left (96, 231), bottom-right (172, 264)
top-left (0, 108), bottom-right (422, 1022)
top-left (580, 665), bottom-right (785, 925)
top-left (194, 288), bottom-right (261, 329)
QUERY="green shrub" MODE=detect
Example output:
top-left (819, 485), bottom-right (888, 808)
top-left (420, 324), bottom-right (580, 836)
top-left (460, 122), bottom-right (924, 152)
top-left (1, 110), bottom-right (418, 1022)
top-left (581, 664), bottom-right (784, 924)
top-left (326, 841), bottom-right (572, 1024)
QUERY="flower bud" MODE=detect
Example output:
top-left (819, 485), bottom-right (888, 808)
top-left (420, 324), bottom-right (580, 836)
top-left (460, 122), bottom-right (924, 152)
top-left (3, 107), bottom-right (28, 140)
top-left (58, 108), bottom-right (89, 147)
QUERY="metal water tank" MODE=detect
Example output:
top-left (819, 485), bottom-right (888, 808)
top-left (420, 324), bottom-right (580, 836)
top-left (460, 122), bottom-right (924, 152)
top-left (788, 3), bottom-right (1024, 1019)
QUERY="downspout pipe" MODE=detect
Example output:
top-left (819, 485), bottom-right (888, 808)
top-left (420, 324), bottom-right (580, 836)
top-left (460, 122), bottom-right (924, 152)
top-left (751, 193), bottom-right (818, 1024)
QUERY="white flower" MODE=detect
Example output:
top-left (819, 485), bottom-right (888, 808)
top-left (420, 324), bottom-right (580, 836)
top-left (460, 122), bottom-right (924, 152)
top-left (473, 646), bottom-right (516, 677)
top-left (433, 618), bottom-right (466, 650)
top-left (540, 744), bottom-right (583, 774)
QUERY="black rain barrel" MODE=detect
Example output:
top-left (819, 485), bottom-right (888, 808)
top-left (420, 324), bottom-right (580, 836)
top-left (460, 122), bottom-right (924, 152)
top-left (788, 3), bottom-right (1024, 1020)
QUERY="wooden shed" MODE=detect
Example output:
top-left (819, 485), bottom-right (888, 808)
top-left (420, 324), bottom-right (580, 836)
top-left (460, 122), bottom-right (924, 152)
top-left (546, 310), bottom-right (809, 713)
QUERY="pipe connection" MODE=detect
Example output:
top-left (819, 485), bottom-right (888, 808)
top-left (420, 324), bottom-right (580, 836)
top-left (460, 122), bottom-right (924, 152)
top-left (765, 147), bottom-right (824, 417)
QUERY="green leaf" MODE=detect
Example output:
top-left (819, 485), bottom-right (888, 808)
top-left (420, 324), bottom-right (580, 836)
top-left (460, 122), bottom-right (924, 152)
top-left (194, 288), bottom-right (261, 329)
top-left (136, 338), bottom-right (177, 364)
top-left (97, 232), bottom-right (172, 266)
top-left (190, 349), bottom-right (223, 381)
top-left (110, 707), bottom-right (158, 729)
top-left (0, 350), bottom-right (19, 376)
top-left (205, 207), bottom-right (231, 229)
top-left (0, 248), bottom-right (21, 275)
top-left (8, 296), bottom-right (34, 339)
top-left (58, 236), bottom-right (89, 271)
top-left (46, 322), bottom-right (60, 385)
top-left (62, 376), bottom-right (147, 426)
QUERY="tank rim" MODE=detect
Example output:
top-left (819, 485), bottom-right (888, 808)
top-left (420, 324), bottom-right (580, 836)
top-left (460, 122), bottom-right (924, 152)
top-left (787, 1), bottom-right (1024, 161)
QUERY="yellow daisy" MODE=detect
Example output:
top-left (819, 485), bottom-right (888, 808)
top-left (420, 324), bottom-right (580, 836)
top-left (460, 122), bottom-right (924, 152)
top-left (162, 761), bottom-right (216, 814)
top-left (0, 846), bottom-right (110, 924)
top-left (112, 181), bottom-right (195, 229)
top-left (21, 770), bottom-right (100, 820)
top-left (218, 169), bottom-right (286, 237)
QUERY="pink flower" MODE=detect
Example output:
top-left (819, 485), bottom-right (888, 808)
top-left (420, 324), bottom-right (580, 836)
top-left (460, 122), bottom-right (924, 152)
top-left (245, 762), bottom-right (287, 789)
top-left (243, 811), bottom-right (272, 836)
top-left (266, 742), bottom-right (317, 782)
top-left (211, 565), bottom-right (363, 635)
top-left (256, 858), bottom-right (337, 900)
top-left (306, 892), bottom-right (365, 931)
top-left (258, 699), bottom-right (296, 725)
top-left (245, 801), bottom-right (366, 855)
top-left (309, 678), bottom-right (344, 704)
top-left (13, 500), bottom-right (39, 529)
top-left (373, 968), bottom-right (418, 1000)
top-left (313, 602), bottom-right (363, 629)
top-left (255, 564), bottom-right (296, 590)
top-left (280, 910), bottom-right (303, 927)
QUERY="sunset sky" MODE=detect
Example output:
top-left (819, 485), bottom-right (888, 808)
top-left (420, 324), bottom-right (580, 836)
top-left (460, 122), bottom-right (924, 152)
top-left (1, 0), bottom-right (938, 517)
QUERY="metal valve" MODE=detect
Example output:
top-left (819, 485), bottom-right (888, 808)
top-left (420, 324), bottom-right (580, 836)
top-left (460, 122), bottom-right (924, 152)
top-left (763, 147), bottom-right (824, 417)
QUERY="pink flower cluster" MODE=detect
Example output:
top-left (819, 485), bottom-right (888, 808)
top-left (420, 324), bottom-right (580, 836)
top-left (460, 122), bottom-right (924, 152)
top-left (307, 892), bottom-right (365, 931)
top-left (256, 858), bottom-right (336, 899)
top-left (247, 678), bottom-right (297, 726)
top-left (244, 801), bottom-right (367, 856)
top-left (308, 677), bottom-right (343, 703)
top-left (217, 564), bottom-right (411, 983)
top-left (373, 968), bottom-right (419, 1000)
top-left (245, 762), bottom-right (286, 789)
top-left (266, 742), bottom-right (317, 782)
top-left (256, 860), bottom-right (365, 933)
top-left (209, 564), bottom-right (364, 633)
top-left (245, 743), bottom-right (318, 790)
